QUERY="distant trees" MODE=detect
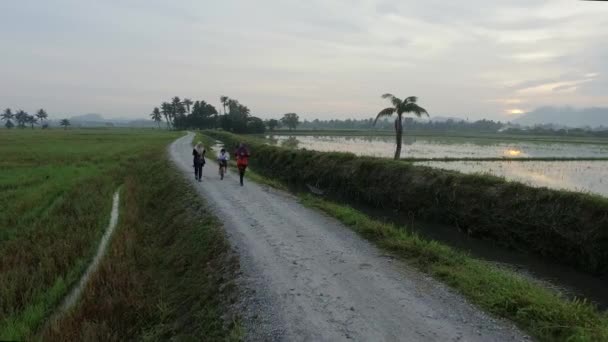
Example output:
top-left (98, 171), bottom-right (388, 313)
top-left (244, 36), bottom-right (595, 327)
top-left (2, 108), bottom-right (14, 129)
top-left (375, 94), bottom-right (428, 159)
top-left (183, 98), bottom-right (193, 114)
top-left (60, 119), bottom-right (71, 129)
top-left (1, 108), bottom-right (51, 129)
top-left (160, 102), bottom-right (172, 128)
top-left (266, 119), bottom-right (280, 131)
top-left (150, 95), bottom-right (264, 133)
top-left (36, 109), bottom-right (48, 128)
top-left (15, 110), bottom-right (29, 128)
top-left (281, 113), bottom-right (300, 131)
top-left (150, 107), bottom-right (162, 128)
top-left (220, 96), bottom-right (229, 115)
top-left (26, 115), bottom-right (38, 129)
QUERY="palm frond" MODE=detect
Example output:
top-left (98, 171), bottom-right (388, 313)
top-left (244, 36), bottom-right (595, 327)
top-left (374, 107), bottom-right (396, 125)
top-left (404, 96), bottom-right (418, 103)
top-left (402, 103), bottom-right (429, 117)
top-left (382, 93), bottom-right (402, 108)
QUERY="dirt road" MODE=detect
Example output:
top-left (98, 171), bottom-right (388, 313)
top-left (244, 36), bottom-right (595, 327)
top-left (170, 133), bottom-right (527, 341)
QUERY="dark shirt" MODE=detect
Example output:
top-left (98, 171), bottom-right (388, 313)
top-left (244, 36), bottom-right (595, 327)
top-left (193, 148), bottom-right (206, 165)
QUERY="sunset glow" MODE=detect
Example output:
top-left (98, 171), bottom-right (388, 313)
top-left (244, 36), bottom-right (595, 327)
top-left (507, 109), bottom-right (525, 115)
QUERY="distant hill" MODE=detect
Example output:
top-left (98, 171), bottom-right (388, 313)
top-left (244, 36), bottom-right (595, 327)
top-left (70, 113), bottom-right (105, 122)
top-left (514, 107), bottom-right (608, 128)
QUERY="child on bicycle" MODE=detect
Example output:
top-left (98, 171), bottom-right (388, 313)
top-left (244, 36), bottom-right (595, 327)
top-left (217, 148), bottom-right (229, 180)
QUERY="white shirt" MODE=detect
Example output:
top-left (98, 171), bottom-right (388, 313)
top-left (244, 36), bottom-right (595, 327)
top-left (217, 152), bottom-right (230, 161)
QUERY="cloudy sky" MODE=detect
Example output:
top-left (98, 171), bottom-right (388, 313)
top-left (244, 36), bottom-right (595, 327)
top-left (1, 0), bottom-right (607, 121)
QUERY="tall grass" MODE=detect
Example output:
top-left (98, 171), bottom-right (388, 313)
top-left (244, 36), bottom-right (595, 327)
top-left (0, 129), bottom-right (179, 339)
top-left (41, 148), bottom-right (240, 341)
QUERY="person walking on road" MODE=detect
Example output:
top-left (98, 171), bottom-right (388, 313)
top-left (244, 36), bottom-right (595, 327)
top-left (192, 141), bottom-right (206, 182)
top-left (234, 142), bottom-right (250, 186)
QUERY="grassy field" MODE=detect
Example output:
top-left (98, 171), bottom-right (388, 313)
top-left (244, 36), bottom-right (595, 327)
top-left (42, 141), bottom-right (241, 341)
top-left (0, 129), bottom-right (238, 340)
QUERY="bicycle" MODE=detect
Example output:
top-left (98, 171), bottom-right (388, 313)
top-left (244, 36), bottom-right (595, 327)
top-left (218, 159), bottom-right (228, 180)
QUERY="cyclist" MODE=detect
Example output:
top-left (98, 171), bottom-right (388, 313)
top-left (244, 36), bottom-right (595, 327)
top-left (234, 143), bottom-right (250, 186)
top-left (217, 148), bottom-right (229, 180)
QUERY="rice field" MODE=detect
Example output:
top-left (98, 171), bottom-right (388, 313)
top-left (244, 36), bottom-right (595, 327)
top-left (267, 134), bottom-right (608, 197)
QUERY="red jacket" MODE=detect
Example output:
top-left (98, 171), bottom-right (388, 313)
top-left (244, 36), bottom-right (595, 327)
top-left (235, 147), bottom-right (250, 166)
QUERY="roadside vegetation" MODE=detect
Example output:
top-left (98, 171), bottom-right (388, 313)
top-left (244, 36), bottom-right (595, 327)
top-left (200, 131), bottom-right (608, 341)
top-left (0, 129), bottom-right (182, 339)
top-left (42, 143), bottom-right (240, 341)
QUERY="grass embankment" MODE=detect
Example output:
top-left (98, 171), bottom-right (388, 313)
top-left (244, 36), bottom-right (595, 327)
top-left (205, 131), bottom-right (608, 277)
top-left (42, 143), bottom-right (240, 341)
top-left (201, 131), bottom-right (608, 341)
top-left (0, 129), bottom-right (179, 339)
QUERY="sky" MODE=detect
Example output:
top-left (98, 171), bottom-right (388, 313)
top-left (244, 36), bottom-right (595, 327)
top-left (1, 0), bottom-right (607, 121)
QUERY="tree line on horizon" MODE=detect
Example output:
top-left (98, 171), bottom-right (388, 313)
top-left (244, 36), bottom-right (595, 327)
top-left (1, 108), bottom-right (73, 129)
top-left (2, 108), bottom-right (49, 129)
top-left (149, 96), bottom-right (301, 133)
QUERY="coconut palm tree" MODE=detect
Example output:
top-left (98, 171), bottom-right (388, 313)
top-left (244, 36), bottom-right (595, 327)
top-left (1, 108), bottom-right (14, 126)
top-left (150, 107), bottom-right (162, 128)
top-left (220, 95), bottom-right (229, 115)
top-left (35, 109), bottom-right (48, 125)
top-left (26, 115), bottom-right (38, 129)
top-left (183, 98), bottom-right (193, 114)
top-left (14, 110), bottom-right (29, 128)
top-left (161, 102), bottom-right (172, 128)
top-left (60, 118), bottom-right (71, 129)
top-left (374, 94), bottom-right (428, 160)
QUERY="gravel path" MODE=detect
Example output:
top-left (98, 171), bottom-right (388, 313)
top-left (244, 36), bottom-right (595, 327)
top-left (170, 133), bottom-right (529, 342)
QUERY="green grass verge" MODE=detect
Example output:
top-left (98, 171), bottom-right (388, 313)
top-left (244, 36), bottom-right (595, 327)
top-left (41, 143), bottom-right (241, 340)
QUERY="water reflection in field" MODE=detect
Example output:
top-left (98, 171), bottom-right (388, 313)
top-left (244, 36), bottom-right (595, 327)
top-left (415, 160), bottom-right (608, 197)
top-left (267, 135), bottom-right (608, 197)
top-left (268, 135), bottom-right (608, 159)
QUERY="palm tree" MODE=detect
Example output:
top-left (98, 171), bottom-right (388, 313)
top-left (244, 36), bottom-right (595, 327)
top-left (60, 118), bottom-right (71, 129)
top-left (220, 96), bottom-right (229, 115)
top-left (15, 110), bottom-right (28, 128)
top-left (26, 115), bottom-right (38, 129)
top-left (183, 98), bottom-right (193, 114)
top-left (35, 109), bottom-right (48, 125)
top-left (150, 107), bottom-right (162, 128)
top-left (161, 102), bottom-right (172, 128)
top-left (374, 94), bottom-right (428, 160)
top-left (2, 108), bottom-right (14, 129)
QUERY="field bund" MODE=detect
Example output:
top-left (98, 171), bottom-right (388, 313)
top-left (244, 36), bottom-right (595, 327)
top-left (206, 131), bottom-right (608, 276)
